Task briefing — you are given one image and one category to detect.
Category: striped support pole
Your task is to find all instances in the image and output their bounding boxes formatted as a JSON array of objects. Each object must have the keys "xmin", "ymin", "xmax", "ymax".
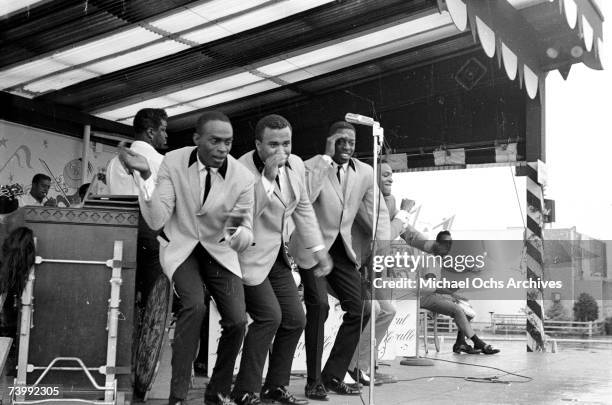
[{"xmin": 525, "ymin": 162, "xmax": 546, "ymax": 352}]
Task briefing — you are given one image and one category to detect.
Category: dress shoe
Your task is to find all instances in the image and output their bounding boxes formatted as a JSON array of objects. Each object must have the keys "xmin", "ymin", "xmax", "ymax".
[
  {"xmin": 479, "ymin": 344, "xmax": 500, "ymax": 355},
  {"xmin": 323, "ymin": 378, "xmax": 360, "ymax": 395},
  {"xmin": 453, "ymin": 342, "xmax": 481, "ymax": 354},
  {"xmin": 233, "ymin": 392, "xmax": 261, "ymax": 405},
  {"xmin": 168, "ymin": 396, "xmax": 183, "ymax": 405},
  {"xmin": 347, "ymin": 368, "xmax": 382, "ymax": 386},
  {"xmin": 261, "ymin": 385, "xmax": 308, "ymax": 404},
  {"xmin": 374, "ymin": 371, "xmax": 397, "ymax": 384},
  {"xmin": 205, "ymin": 393, "xmax": 237, "ymax": 405},
  {"xmin": 304, "ymin": 383, "xmax": 328, "ymax": 401}
]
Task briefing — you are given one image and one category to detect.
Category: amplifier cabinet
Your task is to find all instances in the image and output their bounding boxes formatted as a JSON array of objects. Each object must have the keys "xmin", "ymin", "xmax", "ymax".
[{"xmin": 21, "ymin": 206, "xmax": 138, "ymax": 400}]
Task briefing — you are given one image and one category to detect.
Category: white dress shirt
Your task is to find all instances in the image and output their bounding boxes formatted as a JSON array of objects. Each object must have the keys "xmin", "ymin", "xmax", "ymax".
[
  {"xmin": 260, "ymin": 164, "xmax": 324, "ymax": 253},
  {"xmin": 321, "ymin": 154, "xmax": 348, "ymax": 194},
  {"xmin": 197, "ymin": 156, "xmax": 218, "ymax": 204},
  {"xmin": 18, "ymin": 192, "xmax": 46, "ymax": 207},
  {"xmin": 260, "ymin": 165, "xmax": 290, "ymax": 201},
  {"xmin": 197, "ymin": 155, "xmax": 242, "ymax": 241},
  {"xmin": 107, "ymin": 141, "xmax": 164, "ymax": 195}
]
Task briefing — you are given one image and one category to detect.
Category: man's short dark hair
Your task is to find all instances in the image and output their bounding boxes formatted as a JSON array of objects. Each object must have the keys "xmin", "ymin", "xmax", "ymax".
[
  {"xmin": 78, "ymin": 183, "xmax": 90, "ymax": 200},
  {"xmin": 32, "ymin": 173, "xmax": 50, "ymax": 185},
  {"xmin": 328, "ymin": 121, "xmax": 356, "ymax": 137},
  {"xmin": 436, "ymin": 230, "xmax": 452, "ymax": 242},
  {"xmin": 133, "ymin": 108, "xmax": 168, "ymax": 134},
  {"xmin": 196, "ymin": 111, "xmax": 231, "ymax": 133},
  {"xmin": 255, "ymin": 114, "xmax": 292, "ymax": 141}
]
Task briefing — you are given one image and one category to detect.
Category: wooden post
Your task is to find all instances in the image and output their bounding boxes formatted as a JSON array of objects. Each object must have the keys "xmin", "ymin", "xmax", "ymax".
[{"xmin": 82, "ymin": 124, "xmax": 91, "ymax": 185}]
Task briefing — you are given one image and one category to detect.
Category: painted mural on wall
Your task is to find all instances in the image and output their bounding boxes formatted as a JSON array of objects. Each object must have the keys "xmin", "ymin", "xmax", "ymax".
[{"xmin": 0, "ymin": 120, "xmax": 117, "ymax": 207}]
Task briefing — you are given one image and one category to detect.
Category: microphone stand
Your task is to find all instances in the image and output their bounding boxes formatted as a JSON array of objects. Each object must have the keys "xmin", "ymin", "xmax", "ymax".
[
  {"xmin": 368, "ymin": 121, "xmax": 384, "ymax": 405},
  {"xmin": 344, "ymin": 113, "xmax": 386, "ymax": 405},
  {"xmin": 399, "ymin": 264, "xmax": 434, "ymax": 367}
]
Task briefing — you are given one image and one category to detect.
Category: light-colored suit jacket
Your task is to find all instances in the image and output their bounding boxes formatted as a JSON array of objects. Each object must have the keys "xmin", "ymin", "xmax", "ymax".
[
  {"xmin": 289, "ymin": 155, "xmax": 390, "ymax": 269},
  {"xmin": 138, "ymin": 147, "xmax": 254, "ymax": 280},
  {"xmin": 238, "ymin": 151, "xmax": 323, "ymax": 286},
  {"xmin": 352, "ymin": 194, "xmax": 431, "ymax": 266}
]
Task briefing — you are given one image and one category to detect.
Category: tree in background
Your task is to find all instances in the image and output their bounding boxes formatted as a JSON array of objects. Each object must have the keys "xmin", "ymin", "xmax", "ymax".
[
  {"xmin": 573, "ymin": 293, "xmax": 599, "ymax": 322},
  {"xmin": 546, "ymin": 301, "xmax": 571, "ymax": 321}
]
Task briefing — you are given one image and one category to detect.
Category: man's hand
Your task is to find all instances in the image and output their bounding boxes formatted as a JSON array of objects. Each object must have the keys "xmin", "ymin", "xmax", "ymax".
[
  {"xmin": 313, "ymin": 250, "xmax": 333, "ymax": 277},
  {"xmin": 43, "ymin": 197, "xmax": 57, "ymax": 207},
  {"xmin": 324, "ymin": 133, "xmax": 345, "ymax": 158},
  {"xmin": 118, "ymin": 141, "xmax": 151, "ymax": 180},
  {"xmin": 263, "ymin": 151, "xmax": 286, "ymax": 182},
  {"xmin": 400, "ymin": 198, "xmax": 415, "ymax": 212},
  {"xmin": 223, "ymin": 208, "xmax": 249, "ymax": 233}
]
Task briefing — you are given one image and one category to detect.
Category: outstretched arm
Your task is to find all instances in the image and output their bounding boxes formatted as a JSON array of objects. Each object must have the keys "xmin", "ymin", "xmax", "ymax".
[{"xmin": 119, "ymin": 143, "xmax": 175, "ymax": 230}]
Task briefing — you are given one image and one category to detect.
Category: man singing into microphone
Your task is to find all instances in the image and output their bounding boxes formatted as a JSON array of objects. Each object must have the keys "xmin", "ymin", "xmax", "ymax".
[
  {"xmin": 290, "ymin": 121, "xmax": 390, "ymax": 400},
  {"xmin": 234, "ymin": 114, "xmax": 333, "ymax": 404},
  {"xmin": 348, "ymin": 160, "xmax": 453, "ymax": 385}
]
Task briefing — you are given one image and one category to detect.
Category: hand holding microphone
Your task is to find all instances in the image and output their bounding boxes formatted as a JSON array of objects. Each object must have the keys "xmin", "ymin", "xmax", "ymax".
[{"xmin": 263, "ymin": 150, "xmax": 286, "ymax": 182}]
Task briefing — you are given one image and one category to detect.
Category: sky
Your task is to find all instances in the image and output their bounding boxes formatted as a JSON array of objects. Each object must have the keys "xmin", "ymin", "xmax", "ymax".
[{"xmin": 392, "ymin": 1, "xmax": 612, "ymax": 241}]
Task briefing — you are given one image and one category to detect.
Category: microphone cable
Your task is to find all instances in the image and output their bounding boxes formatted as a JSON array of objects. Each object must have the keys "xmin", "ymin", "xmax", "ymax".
[{"xmin": 394, "ymin": 357, "xmax": 533, "ymax": 385}]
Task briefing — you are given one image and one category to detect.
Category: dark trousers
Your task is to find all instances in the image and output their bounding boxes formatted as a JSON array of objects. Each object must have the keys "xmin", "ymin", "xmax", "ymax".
[
  {"xmin": 171, "ymin": 244, "xmax": 247, "ymax": 400},
  {"xmin": 299, "ymin": 237, "xmax": 370, "ymax": 384},
  {"xmin": 234, "ymin": 250, "xmax": 306, "ymax": 394}
]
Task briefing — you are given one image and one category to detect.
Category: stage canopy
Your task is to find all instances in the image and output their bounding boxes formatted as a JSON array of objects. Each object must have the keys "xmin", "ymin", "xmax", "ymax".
[{"xmin": 0, "ymin": 0, "xmax": 604, "ymax": 168}]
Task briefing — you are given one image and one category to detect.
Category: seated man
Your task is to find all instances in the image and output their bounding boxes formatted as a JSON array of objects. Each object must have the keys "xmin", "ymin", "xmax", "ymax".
[
  {"xmin": 18, "ymin": 174, "xmax": 56, "ymax": 207},
  {"xmin": 420, "ymin": 231, "xmax": 500, "ymax": 355}
]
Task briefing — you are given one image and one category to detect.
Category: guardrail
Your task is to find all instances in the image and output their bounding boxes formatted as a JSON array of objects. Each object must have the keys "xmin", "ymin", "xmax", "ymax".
[
  {"xmin": 492, "ymin": 314, "xmax": 605, "ymax": 336},
  {"xmin": 427, "ymin": 314, "xmax": 606, "ymax": 337}
]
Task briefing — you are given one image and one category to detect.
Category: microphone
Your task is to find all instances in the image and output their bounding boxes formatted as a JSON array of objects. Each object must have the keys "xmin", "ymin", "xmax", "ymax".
[{"xmin": 345, "ymin": 113, "xmax": 376, "ymax": 127}]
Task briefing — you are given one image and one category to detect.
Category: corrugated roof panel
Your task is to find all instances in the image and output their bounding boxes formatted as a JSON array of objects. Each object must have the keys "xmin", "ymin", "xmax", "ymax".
[
  {"xmin": 291, "ymin": 24, "xmax": 459, "ymax": 78},
  {"xmin": 95, "ymin": 71, "xmax": 263, "ymax": 118},
  {"xmin": 181, "ymin": 0, "xmax": 333, "ymax": 44},
  {"xmin": 149, "ymin": 9, "xmax": 210, "ymax": 33},
  {"xmin": 1, "ymin": 0, "xmax": 336, "ymax": 94},
  {"xmin": 117, "ymin": 103, "xmax": 201, "ymax": 125},
  {"xmin": 0, "ymin": 26, "xmax": 162, "ymax": 91},
  {"xmin": 150, "ymin": 0, "xmax": 268, "ymax": 33},
  {"xmin": 168, "ymin": 72, "xmax": 261, "ymax": 102},
  {"xmin": 163, "ymin": 103, "xmax": 203, "ymax": 117},
  {"xmin": 21, "ymin": 40, "xmax": 193, "ymax": 93},
  {"xmin": 36, "ymin": 0, "xmax": 434, "ymax": 110},
  {"xmin": 93, "ymin": 13, "xmax": 453, "ymax": 114},
  {"xmin": 180, "ymin": 25, "xmax": 235, "ymax": 44},
  {"xmin": 24, "ymin": 69, "xmax": 100, "ymax": 94},
  {"xmin": 189, "ymin": 80, "xmax": 280, "ymax": 109},
  {"xmin": 1, "ymin": 0, "xmax": 198, "ymax": 67},
  {"xmin": 0, "ymin": 58, "xmax": 68, "ymax": 89},
  {"xmin": 215, "ymin": 0, "xmax": 332, "ymax": 37},
  {"xmin": 258, "ymin": 13, "xmax": 455, "ymax": 77},
  {"xmin": 87, "ymin": 40, "xmax": 191, "ymax": 74},
  {"xmin": 0, "ymin": 0, "xmax": 48, "ymax": 18},
  {"xmin": 98, "ymin": 96, "xmax": 184, "ymax": 121},
  {"xmin": 98, "ymin": 79, "xmax": 279, "ymax": 123},
  {"xmin": 53, "ymin": 27, "xmax": 161, "ymax": 65}
]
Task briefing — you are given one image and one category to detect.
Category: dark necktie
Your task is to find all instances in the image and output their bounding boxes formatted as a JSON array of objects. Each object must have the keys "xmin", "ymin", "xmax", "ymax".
[
  {"xmin": 336, "ymin": 165, "xmax": 342, "ymax": 185},
  {"xmin": 203, "ymin": 167, "xmax": 211, "ymax": 205},
  {"xmin": 275, "ymin": 174, "xmax": 281, "ymax": 191}
]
